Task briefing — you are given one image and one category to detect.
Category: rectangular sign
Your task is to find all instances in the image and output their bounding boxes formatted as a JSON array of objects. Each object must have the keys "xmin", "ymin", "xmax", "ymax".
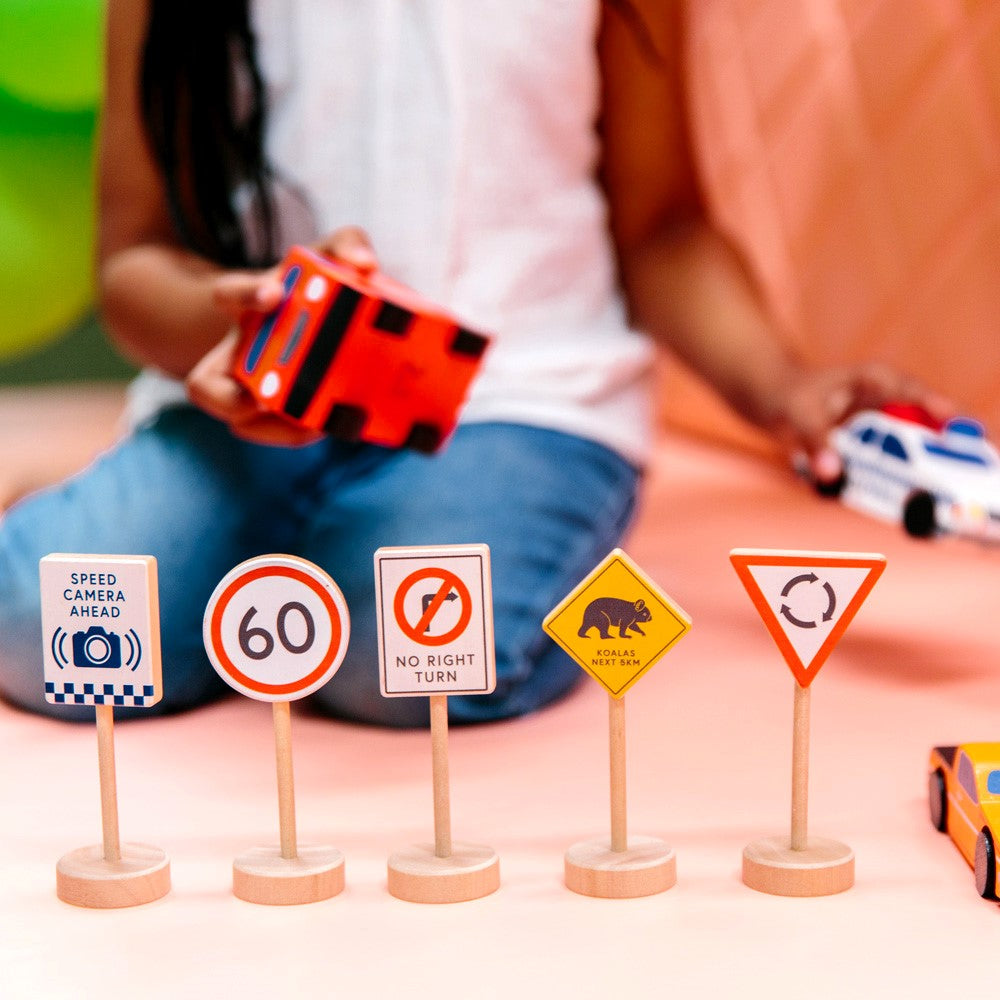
[
  {"xmin": 374, "ymin": 544, "xmax": 496, "ymax": 698},
  {"xmin": 40, "ymin": 554, "xmax": 162, "ymax": 708}
]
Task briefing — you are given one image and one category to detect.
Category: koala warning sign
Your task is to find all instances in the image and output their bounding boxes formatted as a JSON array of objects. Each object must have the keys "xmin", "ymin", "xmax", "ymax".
[
  {"xmin": 543, "ymin": 548, "xmax": 691, "ymax": 699},
  {"xmin": 374, "ymin": 544, "xmax": 496, "ymax": 698},
  {"xmin": 40, "ymin": 554, "xmax": 162, "ymax": 708}
]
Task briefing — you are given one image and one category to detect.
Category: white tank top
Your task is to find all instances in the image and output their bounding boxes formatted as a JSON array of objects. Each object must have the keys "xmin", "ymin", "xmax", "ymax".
[{"xmin": 131, "ymin": 0, "xmax": 654, "ymax": 465}]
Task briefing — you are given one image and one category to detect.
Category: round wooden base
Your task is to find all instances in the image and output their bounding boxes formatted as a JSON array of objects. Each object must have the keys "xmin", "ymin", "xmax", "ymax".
[
  {"xmin": 232, "ymin": 845, "xmax": 345, "ymax": 905},
  {"xmin": 564, "ymin": 835, "xmax": 677, "ymax": 899},
  {"xmin": 56, "ymin": 843, "xmax": 170, "ymax": 908},
  {"xmin": 387, "ymin": 842, "xmax": 499, "ymax": 903},
  {"xmin": 742, "ymin": 835, "xmax": 854, "ymax": 897}
]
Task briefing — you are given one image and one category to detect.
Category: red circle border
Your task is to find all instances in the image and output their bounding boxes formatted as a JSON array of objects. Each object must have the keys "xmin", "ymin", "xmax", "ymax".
[{"xmin": 393, "ymin": 567, "xmax": 472, "ymax": 646}]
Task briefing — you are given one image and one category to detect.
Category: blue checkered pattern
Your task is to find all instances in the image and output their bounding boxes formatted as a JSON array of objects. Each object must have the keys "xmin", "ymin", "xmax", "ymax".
[{"xmin": 44, "ymin": 681, "xmax": 156, "ymax": 708}]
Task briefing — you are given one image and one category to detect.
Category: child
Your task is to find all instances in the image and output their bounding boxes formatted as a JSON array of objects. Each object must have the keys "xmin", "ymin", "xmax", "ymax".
[{"xmin": 0, "ymin": 1, "xmax": 947, "ymax": 724}]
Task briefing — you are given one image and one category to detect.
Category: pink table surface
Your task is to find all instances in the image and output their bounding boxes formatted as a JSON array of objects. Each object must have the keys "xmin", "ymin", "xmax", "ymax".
[{"xmin": 3, "ymin": 415, "xmax": 998, "ymax": 999}]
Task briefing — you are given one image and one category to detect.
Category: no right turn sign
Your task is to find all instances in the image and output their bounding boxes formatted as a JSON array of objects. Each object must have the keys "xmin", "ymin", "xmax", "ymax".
[{"xmin": 374, "ymin": 544, "xmax": 496, "ymax": 698}]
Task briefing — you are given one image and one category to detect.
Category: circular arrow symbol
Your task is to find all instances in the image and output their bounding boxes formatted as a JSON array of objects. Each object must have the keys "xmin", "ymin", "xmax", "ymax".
[{"xmin": 779, "ymin": 573, "xmax": 837, "ymax": 629}]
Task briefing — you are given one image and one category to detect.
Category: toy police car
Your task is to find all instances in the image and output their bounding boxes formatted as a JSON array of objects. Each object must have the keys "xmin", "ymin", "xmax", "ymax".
[{"xmin": 826, "ymin": 403, "xmax": 1000, "ymax": 540}]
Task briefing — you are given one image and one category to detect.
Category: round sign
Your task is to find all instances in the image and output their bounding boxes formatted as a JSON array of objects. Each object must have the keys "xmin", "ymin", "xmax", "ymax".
[
  {"xmin": 393, "ymin": 567, "xmax": 472, "ymax": 646},
  {"xmin": 203, "ymin": 554, "xmax": 350, "ymax": 701}
]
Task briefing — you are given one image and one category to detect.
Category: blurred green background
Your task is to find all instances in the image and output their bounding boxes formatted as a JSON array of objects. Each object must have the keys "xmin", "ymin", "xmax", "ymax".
[{"xmin": 0, "ymin": 0, "xmax": 136, "ymax": 385}]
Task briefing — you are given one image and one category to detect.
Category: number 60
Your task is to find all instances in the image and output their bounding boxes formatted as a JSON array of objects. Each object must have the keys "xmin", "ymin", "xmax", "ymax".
[{"xmin": 239, "ymin": 603, "xmax": 315, "ymax": 660}]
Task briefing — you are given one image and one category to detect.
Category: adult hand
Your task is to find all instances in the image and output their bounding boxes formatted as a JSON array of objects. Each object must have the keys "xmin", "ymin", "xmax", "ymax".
[
  {"xmin": 185, "ymin": 227, "xmax": 378, "ymax": 446},
  {"xmin": 775, "ymin": 362, "xmax": 956, "ymax": 485}
]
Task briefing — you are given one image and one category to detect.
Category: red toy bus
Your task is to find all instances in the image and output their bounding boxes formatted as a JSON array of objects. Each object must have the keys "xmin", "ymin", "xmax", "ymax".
[{"xmin": 233, "ymin": 246, "xmax": 491, "ymax": 453}]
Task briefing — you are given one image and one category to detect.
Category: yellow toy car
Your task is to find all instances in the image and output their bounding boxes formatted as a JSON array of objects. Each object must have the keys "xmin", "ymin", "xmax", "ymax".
[{"xmin": 929, "ymin": 743, "xmax": 1000, "ymax": 899}]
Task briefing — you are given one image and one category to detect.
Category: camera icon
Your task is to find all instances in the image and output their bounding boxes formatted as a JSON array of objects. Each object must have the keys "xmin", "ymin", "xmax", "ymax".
[{"xmin": 72, "ymin": 626, "xmax": 122, "ymax": 670}]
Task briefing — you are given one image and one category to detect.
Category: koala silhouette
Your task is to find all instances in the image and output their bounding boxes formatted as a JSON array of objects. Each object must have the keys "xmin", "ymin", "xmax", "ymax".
[{"xmin": 577, "ymin": 597, "xmax": 651, "ymax": 639}]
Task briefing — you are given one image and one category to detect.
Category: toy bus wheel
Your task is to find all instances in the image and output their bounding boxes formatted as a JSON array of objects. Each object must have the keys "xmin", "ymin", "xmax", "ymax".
[
  {"xmin": 974, "ymin": 829, "xmax": 998, "ymax": 900},
  {"xmin": 325, "ymin": 404, "xmax": 367, "ymax": 442},
  {"xmin": 928, "ymin": 768, "xmax": 947, "ymax": 832},
  {"xmin": 404, "ymin": 423, "xmax": 443, "ymax": 454},
  {"xmin": 903, "ymin": 490, "xmax": 936, "ymax": 538}
]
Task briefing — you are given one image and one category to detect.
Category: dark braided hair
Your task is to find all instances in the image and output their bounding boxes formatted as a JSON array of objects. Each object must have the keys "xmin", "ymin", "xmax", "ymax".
[
  {"xmin": 139, "ymin": 0, "xmax": 654, "ymax": 270},
  {"xmin": 140, "ymin": 1, "xmax": 274, "ymax": 267}
]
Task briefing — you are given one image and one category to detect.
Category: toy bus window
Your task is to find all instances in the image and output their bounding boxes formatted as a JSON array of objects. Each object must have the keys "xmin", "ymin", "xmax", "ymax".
[
  {"xmin": 881, "ymin": 435, "xmax": 908, "ymax": 461},
  {"xmin": 856, "ymin": 426, "xmax": 879, "ymax": 445},
  {"xmin": 244, "ymin": 264, "xmax": 302, "ymax": 375},
  {"xmin": 988, "ymin": 771, "xmax": 1000, "ymax": 796},
  {"xmin": 280, "ymin": 311, "xmax": 310, "ymax": 365},
  {"xmin": 958, "ymin": 752, "xmax": 978, "ymax": 802}
]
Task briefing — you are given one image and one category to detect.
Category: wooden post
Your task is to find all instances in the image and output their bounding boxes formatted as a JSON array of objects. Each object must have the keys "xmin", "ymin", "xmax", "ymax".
[
  {"xmin": 791, "ymin": 681, "xmax": 810, "ymax": 851},
  {"xmin": 386, "ymin": 693, "xmax": 498, "ymax": 902},
  {"xmin": 430, "ymin": 694, "xmax": 453, "ymax": 859},
  {"xmin": 563, "ymin": 689, "xmax": 675, "ymax": 898},
  {"xmin": 95, "ymin": 704, "xmax": 121, "ymax": 863},
  {"xmin": 743, "ymin": 675, "xmax": 852, "ymax": 895},
  {"xmin": 231, "ymin": 698, "xmax": 344, "ymax": 905},
  {"xmin": 56, "ymin": 705, "xmax": 171, "ymax": 906},
  {"xmin": 273, "ymin": 701, "xmax": 297, "ymax": 861},
  {"xmin": 609, "ymin": 694, "xmax": 627, "ymax": 853}
]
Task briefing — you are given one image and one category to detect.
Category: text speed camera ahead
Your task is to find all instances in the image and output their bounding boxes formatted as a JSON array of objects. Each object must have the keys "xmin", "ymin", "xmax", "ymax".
[{"xmin": 374, "ymin": 544, "xmax": 496, "ymax": 698}]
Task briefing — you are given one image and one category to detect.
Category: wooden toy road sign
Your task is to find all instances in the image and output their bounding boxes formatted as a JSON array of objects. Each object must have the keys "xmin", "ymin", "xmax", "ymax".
[
  {"xmin": 203, "ymin": 554, "xmax": 350, "ymax": 702},
  {"xmin": 729, "ymin": 549, "xmax": 886, "ymax": 688},
  {"xmin": 203, "ymin": 554, "xmax": 351, "ymax": 905},
  {"xmin": 375, "ymin": 544, "xmax": 500, "ymax": 904},
  {"xmin": 730, "ymin": 548, "xmax": 885, "ymax": 898},
  {"xmin": 40, "ymin": 553, "xmax": 170, "ymax": 908},
  {"xmin": 543, "ymin": 548, "xmax": 691, "ymax": 698},
  {"xmin": 374, "ymin": 544, "xmax": 496, "ymax": 698},
  {"xmin": 544, "ymin": 549, "xmax": 689, "ymax": 899},
  {"xmin": 40, "ymin": 554, "xmax": 162, "ymax": 708}
]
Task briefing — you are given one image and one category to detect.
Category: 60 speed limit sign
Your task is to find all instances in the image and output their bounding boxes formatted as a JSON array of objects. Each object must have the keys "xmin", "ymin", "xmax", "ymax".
[{"xmin": 203, "ymin": 555, "xmax": 350, "ymax": 702}]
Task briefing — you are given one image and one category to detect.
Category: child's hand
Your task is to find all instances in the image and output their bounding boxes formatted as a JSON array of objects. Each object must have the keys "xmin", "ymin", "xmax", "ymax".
[
  {"xmin": 211, "ymin": 226, "xmax": 378, "ymax": 324},
  {"xmin": 777, "ymin": 362, "xmax": 956, "ymax": 485},
  {"xmin": 186, "ymin": 329, "xmax": 324, "ymax": 446},
  {"xmin": 185, "ymin": 227, "xmax": 378, "ymax": 446}
]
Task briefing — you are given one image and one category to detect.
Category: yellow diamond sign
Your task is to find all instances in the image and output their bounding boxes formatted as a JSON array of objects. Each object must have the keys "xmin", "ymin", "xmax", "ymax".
[{"xmin": 543, "ymin": 548, "xmax": 691, "ymax": 698}]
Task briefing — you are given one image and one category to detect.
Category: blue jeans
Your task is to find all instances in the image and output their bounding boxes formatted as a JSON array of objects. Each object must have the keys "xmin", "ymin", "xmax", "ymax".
[{"xmin": 0, "ymin": 408, "xmax": 639, "ymax": 726}]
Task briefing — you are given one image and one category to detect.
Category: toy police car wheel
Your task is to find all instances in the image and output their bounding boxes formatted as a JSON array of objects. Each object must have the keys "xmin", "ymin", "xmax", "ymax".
[
  {"xmin": 903, "ymin": 490, "xmax": 936, "ymax": 538},
  {"xmin": 928, "ymin": 768, "xmax": 947, "ymax": 833},
  {"xmin": 814, "ymin": 470, "xmax": 847, "ymax": 499},
  {"xmin": 974, "ymin": 829, "xmax": 997, "ymax": 900}
]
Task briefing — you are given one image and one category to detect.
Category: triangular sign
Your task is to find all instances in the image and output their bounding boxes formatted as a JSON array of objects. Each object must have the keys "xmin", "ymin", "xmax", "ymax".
[{"xmin": 729, "ymin": 549, "xmax": 886, "ymax": 687}]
